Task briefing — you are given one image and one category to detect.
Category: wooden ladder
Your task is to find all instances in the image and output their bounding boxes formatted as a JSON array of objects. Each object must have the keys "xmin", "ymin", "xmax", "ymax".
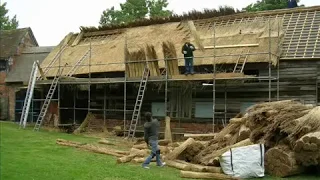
[{"xmin": 233, "ymin": 50, "xmax": 249, "ymax": 73}]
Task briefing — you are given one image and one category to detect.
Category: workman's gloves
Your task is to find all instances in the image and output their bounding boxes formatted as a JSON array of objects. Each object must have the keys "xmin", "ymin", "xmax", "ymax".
[{"xmin": 183, "ymin": 51, "xmax": 187, "ymax": 54}]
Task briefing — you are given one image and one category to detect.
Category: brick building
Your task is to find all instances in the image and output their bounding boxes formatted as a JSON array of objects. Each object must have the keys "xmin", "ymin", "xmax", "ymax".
[{"xmin": 0, "ymin": 27, "xmax": 53, "ymax": 121}]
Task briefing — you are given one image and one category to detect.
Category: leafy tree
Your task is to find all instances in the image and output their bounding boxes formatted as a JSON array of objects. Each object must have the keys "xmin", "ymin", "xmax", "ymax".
[
  {"xmin": 99, "ymin": 0, "xmax": 172, "ymax": 26},
  {"xmin": 147, "ymin": 0, "xmax": 172, "ymax": 18},
  {"xmin": 244, "ymin": 0, "xmax": 301, "ymax": 12},
  {"xmin": 0, "ymin": 2, "xmax": 19, "ymax": 30}
]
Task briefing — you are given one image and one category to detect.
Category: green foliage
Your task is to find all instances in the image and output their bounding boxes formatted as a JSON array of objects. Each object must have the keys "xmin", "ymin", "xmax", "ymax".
[
  {"xmin": 99, "ymin": 0, "xmax": 172, "ymax": 26},
  {"xmin": 0, "ymin": 2, "xmax": 19, "ymax": 30},
  {"xmin": 147, "ymin": 0, "xmax": 172, "ymax": 18},
  {"xmin": 244, "ymin": 0, "xmax": 301, "ymax": 12}
]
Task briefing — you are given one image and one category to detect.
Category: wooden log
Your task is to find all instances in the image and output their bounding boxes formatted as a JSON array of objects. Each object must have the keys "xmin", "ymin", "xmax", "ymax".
[
  {"xmin": 175, "ymin": 160, "xmax": 222, "ymax": 173},
  {"xmin": 132, "ymin": 143, "xmax": 148, "ymax": 149},
  {"xmin": 158, "ymin": 139, "xmax": 170, "ymax": 146},
  {"xmin": 200, "ymin": 139, "xmax": 253, "ymax": 165},
  {"xmin": 117, "ymin": 154, "xmax": 137, "ymax": 163},
  {"xmin": 265, "ymin": 146, "xmax": 304, "ymax": 177},
  {"xmin": 180, "ymin": 171, "xmax": 238, "ymax": 180},
  {"xmin": 98, "ymin": 139, "xmax": 115, "ymax": 146},
  {"xmin": 165, "ymin": 138, "xmax": 196, "ymax": 160},
  {"xmin": 131, "ymin": 157, "xmax": 157, "ymax": 163},
  {"xmin": 130, "ymin": 148, "xmax": 149, "ymax": 157},
  {"xmin": 184, "ymin": 133, "xmax": 216, "ymax": 138},
  {"xmin": 164, "ymin": 116, "xmax": 173, "ymax": 143},
  {"xmin": 73, "ymin": 112, "xmax": 94, "ymax": 134},
  {"xmin": 166, "ymin": 160, "xmax": 191, "ymax": 170},
  {"xmin": 56, "ymin": 139, "xmax": 124, "ymax": 157}
]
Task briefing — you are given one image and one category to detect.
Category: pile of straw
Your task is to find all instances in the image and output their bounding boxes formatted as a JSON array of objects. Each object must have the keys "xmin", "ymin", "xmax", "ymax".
[{"xmin": 186, "ymin": 100, "xmax": 320, "ymax": 178}]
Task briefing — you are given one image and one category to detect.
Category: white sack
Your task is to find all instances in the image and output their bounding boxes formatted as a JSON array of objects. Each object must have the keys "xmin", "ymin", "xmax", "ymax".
[{"xmin": 220, "ymin": 144, "xmax": 265, "ymax": 178}]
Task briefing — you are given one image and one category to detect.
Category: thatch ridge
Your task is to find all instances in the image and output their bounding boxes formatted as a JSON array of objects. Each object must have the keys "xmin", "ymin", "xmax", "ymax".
[{"xmin": 80, "ymin": 6, "xmax": 320, "ymax": 33}]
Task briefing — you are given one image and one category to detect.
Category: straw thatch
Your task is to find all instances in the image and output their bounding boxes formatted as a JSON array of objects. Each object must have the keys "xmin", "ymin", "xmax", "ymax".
[
  {"xmin": 41, "ymin": 18, "xmax": 283, "ymax": 78},
  {"xmin": 40, "ymin": 6, "xmax": 320, "ymax": 78},
  {"xmin": 189, "ymin": 18, "xmax": 283, "ymax": 66},
  {"xmin": 40, "ymin": 22, "xmax": 188, "ymax": 77}
]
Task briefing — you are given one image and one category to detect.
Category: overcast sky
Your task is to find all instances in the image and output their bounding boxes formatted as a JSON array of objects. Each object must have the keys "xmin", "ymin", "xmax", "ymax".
[{"xmin": 2, "ymin": 0, "xmax": 319, "ymax": 46}]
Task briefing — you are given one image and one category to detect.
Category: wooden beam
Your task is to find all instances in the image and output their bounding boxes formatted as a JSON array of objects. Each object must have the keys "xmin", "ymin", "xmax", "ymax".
[
  {"xmin": 72, "ymin": 32, "xmax": 84, "ymax": 47},
  {"xmin": 83, "ymin": 29, "xmax": 125, "ymax": 37},
  {"xmin": 36, "ymin": 73, "xmax": 253, "ymax": 85},
  {"xmin": 36, "ymin": 61, "xmax": 47, "ymax": 80},
  {"xmin": 204, "ymin": 44, "xmax": 259, "ymax": 49}
]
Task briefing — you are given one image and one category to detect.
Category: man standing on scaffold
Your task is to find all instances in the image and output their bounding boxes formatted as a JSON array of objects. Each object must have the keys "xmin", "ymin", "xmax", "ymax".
[{"xmin": 181, "ymin": 41, "xmax": 196, "ymax": 75}]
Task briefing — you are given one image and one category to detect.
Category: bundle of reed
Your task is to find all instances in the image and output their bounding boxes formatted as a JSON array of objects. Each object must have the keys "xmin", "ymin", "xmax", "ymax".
[
  {"xmin": 265, "ymin": 145, "xmax": 304, "ymax": 177},
  {"xmin": 145, "ymin": 45, "xmax": 160, "ymax": 76},
  {"xmin": 162, "ymin": 41, "xmax": 179, "ymax": 75}
]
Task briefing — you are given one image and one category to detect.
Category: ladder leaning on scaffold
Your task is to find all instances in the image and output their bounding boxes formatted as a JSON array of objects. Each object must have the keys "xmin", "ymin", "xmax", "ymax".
[
  {"xmin": 127, "ymin": 65, "xmax": 150, "ymax": 139},
  {"xmin": 33, "ymin": 49, "xmax": 90, "ymax": 131},
  {"xmin": 19, "ymin": 61, "xmax": 39, "ymax": 129}
]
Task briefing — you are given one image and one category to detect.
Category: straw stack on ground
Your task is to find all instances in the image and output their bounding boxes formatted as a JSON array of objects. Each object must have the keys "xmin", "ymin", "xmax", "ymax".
[{"xmin": 176, "ymin": 100, "xmax": 320, "ymax": 178}]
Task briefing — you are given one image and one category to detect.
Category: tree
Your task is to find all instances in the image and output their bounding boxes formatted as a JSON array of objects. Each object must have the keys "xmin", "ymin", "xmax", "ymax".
[
  {"xmin": 244, "ymin": 0, "xmax": 301, "ymax": 12},
  {"xmin": 0, "ymin": 2, "xmax": 19, "ymax": 30},
  {"xmin": 147, "ymin": 0, "xmax": 172, "ymax": 18},
  {"xmin": 99, "ymin": 0, "xmax": 172, "ymax": 26}
]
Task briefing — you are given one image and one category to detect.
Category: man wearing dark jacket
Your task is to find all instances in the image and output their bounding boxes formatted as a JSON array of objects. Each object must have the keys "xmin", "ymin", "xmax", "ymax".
[
  {"xmin": 142, "ymin": 112, "xmax": 165, "ymax": 169},
  {"xmin": 181, "ymin": 41, "xmax": 196, "ymax": 75}
]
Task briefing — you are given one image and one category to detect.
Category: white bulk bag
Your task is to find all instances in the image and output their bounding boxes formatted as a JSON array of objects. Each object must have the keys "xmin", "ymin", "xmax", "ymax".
[{"xmin": 219, "ymin": 144, "xmax": 265, "ymax": 178}]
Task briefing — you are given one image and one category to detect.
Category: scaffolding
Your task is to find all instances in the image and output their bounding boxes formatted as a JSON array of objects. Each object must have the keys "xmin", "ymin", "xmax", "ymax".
[{"xmin": 29, "ymin": 17, "xmax": 281, "ymax": 134}]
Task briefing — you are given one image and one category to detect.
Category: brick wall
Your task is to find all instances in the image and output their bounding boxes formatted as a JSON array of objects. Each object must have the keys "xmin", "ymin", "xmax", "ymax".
[{"xmin": 8, "ymin": 85, "xmax": 16, "ymax": 121}]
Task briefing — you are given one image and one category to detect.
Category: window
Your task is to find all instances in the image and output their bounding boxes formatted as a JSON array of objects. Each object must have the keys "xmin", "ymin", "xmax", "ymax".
[
  {"xmin": 151, "ymin": 102, "xmax": 165, "ymax": 117},
  {"xmin": 0, "ymin": 61, "xmax": 7, "ymax": 72},
  {"xmin": 195, "ymin": 102, "xmax": 213, "ymax": 118}
]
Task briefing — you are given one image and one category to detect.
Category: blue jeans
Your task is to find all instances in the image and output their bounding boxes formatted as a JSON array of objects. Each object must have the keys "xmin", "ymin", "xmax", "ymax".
[
  {"xmin": 142, "ymin": 140, "xmax": 163, "ymax": 166},
  {"xmin": 185, "ymin": 57, "xmax": 194, "ymax": 74}
]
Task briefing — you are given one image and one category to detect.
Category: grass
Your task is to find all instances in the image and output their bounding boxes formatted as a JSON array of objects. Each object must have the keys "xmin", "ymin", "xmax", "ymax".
[{"xmin": 0, "ymin": 121, "xmax": 319, "ymax": 180}]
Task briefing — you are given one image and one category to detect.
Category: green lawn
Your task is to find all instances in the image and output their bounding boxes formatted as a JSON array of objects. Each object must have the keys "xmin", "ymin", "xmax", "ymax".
[{"xmin": 0, "ymin": 122, "xmax": 318, "ymax": 180}]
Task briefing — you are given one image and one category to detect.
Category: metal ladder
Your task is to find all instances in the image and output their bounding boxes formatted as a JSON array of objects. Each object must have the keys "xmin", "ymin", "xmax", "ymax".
[
  {"xmin": 233, "ymin": 50, "xmax": 249, "ymax": 73},
  {"xmin": 19, "ymin": 61, "xmax": 38, "ymax": 128},
  {"xmin": 66, "ymin": 49, "xmax": 90, "ymax": 77},
  {"xmin": 127, "ymin": 66, "xmax": 150, "ymax": 139},
  {"xmin": 33, "ymin": 71, "xmax": 60, "ymax": 131},
  {"xmin": 37, "ymin": 45, "xmax": 67, "ymax": 80}
]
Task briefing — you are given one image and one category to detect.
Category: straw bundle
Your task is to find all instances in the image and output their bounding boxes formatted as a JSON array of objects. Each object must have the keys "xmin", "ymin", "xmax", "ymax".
[
  {"xmin": 162, "ymin": 41, "xmax": 180, "ymax": 75},
  {"xmin": 187, "ymin": 20, "xmax": 205, "ymax": 52},
  {"xmin": 265, "ymin": 145, "xmax": 304, "ymax": 177},
  {"xmin": 126, "ymin": 49, "xmax": 147, "ymax": 78},
  {"xmin": 145, "ymin": 45, "xmax": 160, "ymax": 76},
  {"xmin": 244, "ymin": 100, "xmax": 311, "ymax": 147},
  {"xmin": 294, "ymin": 131, "xmax": 320, "ymax": 166},
  {"xmin": 184, "ymin": 141, "xmax": 205, "ymax": 162},
  {"xmin": 288, "ymin": 107, "xmax": 320, "ymax": 143}
]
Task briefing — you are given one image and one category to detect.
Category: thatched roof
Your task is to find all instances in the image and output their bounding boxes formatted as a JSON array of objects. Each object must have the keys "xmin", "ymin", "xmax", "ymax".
[
  {"xmin": 6, "ymin": 46, "xmax": 54, "ymax": 84},
  {"xmin": 0, "ymin": 27, "xmax": 38, "ymax": 59},
  {"xmin": 40, "ymin": 6, "xmax": 320, "ymax": 77}
]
